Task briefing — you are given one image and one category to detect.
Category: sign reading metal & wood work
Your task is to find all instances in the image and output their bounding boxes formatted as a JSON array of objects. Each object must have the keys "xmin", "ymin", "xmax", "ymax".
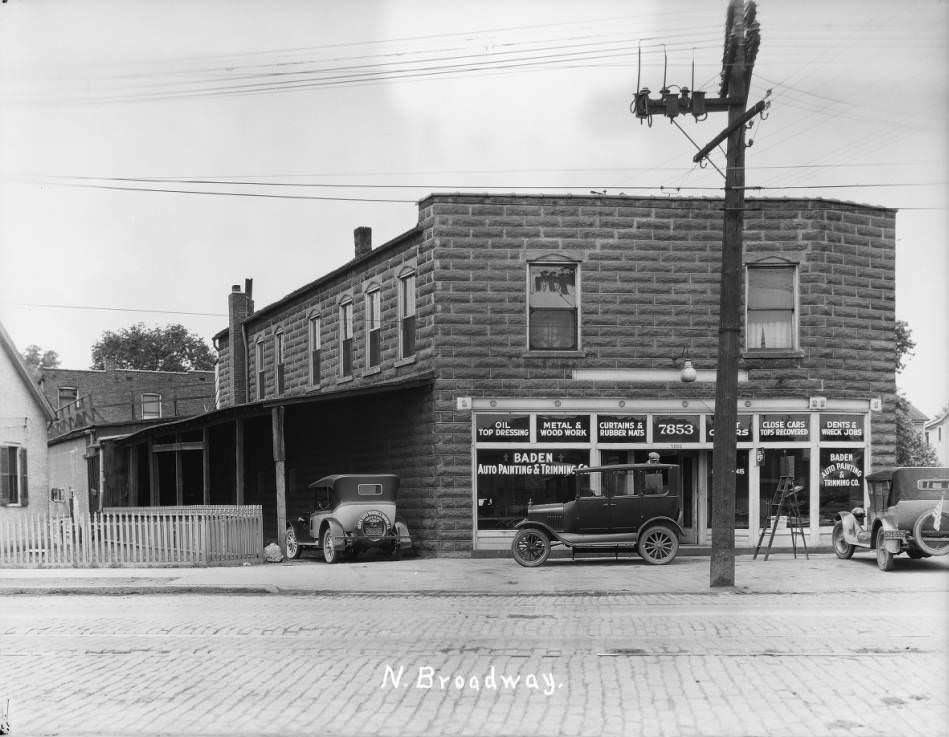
[
  {"xmin": 597, "ymin": 415, "xmax": 648, "ymax": 443},
  {"xmin": 652, "ymin": 415, "xmax": 700, "ymax": 443},
  {"xmin": 758, "ymin": 414, "xmax": 810, "ymax": 442},
  {"xmin": 536, "ymin": 415, "xmax": 590, "ymax": 442},
  {"xmin": 819, "ymin": 414, "xmax": 865, "ymax": 441},
  {"xmin": 475, "ymin": 414, "xmax": 530, "ymax": 442}
]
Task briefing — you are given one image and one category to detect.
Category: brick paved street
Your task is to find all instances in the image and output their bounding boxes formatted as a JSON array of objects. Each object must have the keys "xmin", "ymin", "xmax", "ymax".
[{"xmin": 1, "ymin": 583, "xmax": 945, "ymax": 737}]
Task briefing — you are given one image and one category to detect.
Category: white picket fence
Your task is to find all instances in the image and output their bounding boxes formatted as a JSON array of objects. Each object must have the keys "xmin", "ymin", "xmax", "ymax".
[{"xmin": 0, "ymin": 506, "xmax": 263, "ymax": 568}]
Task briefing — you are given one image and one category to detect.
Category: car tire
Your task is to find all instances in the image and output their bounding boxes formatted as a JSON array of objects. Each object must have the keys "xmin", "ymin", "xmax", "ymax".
[
  {"xmin": 875, "ymin": 526, "xmax": 895, "ymax": 572},
  {"xmin": 285, "ymin": 526, "xmax": 302, "ymax": 560},
  {"xmin": 831, "ymin": 522, "xmax": 855, "ymax": 560},
  {"xmin": 912, "ymin": 509, "xmax": 949, "ymax": 557},
  {"xmin": 637, "ymin": 525, "xmax": 679, "ymax": 565},
  {"xmin": 322, "ymin": 529, "xmax": 339, "ymax": 564},
  {"xmin": 511, "ymin": 528, "xmax": 551, "ymax": 567}
]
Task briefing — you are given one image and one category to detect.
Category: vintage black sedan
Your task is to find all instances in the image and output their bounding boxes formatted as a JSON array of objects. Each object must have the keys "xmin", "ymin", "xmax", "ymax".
[
  {"xmin": 511, "ymin": 460, "xmax": 684, "ymax": 567},
  {"xmin": 286, "ymin": 473, "xmax": 412, "ymax": 563},
  {"xmin": 833, "ymin": 467, "xmax": 949, "ymax": 571}
]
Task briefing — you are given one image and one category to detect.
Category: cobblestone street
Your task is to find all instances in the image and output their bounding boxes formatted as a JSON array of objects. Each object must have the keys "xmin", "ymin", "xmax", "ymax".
[{"xmin": 1, "ymin": 580, "xmax": 945, "ymax": 737}]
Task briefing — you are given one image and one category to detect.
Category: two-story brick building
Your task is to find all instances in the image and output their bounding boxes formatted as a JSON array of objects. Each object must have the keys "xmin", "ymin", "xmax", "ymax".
[{"xmin": 113, "ymin": 193, "xmax": 897, "ymax": 555}]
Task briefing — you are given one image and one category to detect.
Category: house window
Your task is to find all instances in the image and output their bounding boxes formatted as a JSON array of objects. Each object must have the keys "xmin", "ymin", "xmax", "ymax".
[
  {"xmin": 398, "ymin": 272, "xmax": 417, "ymax": 359},
  {"xmin": 340, "ymin": 301, "xmax": 354, "ymax": 377},
  {"xmin": 366, "ymin": 288, "xmax": 382, "ymax": 368},
  {"xmin": 746, "ymin": 265, "xmax": 797, "ymax": 350},
  {"xmin": 57, "ymin": 386, "xmax": 77, "ymax": 408},
  {"xmin": 309, "ymin": 315, "xmax": 321, "ymax": 385},
  {"xmin": 0, "ymin": 446, "xmax": 28, "ymax": 506},
  {"xmin": 256, "ymin": 340, "xmax": 266, "ymax": 398},
  {"xmin": 274, "ymin": 332, "xmax": 285, "ymax": 394},
  {"xmin": 141, "ymin": 393, "xmax": 162, "ymax": 419},
  {"xmin": 528, "ymin": 262, "xmax": 578, "ymax": 350}
]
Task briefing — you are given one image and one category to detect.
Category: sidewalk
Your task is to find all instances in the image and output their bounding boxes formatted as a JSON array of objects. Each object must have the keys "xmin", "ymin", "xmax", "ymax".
[{"xmin": 1, "ymin": 550, "xmax": 947, "ymax": 596}]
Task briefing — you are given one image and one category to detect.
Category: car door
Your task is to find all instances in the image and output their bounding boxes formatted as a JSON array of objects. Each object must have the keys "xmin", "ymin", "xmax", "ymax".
[
  {"xmin": 575, "ymin": 481, "xmax": 611, "ymax": 534},
  {"xmin": 606, "ymin": 468, "xmax": 644, "ymax": 534}
]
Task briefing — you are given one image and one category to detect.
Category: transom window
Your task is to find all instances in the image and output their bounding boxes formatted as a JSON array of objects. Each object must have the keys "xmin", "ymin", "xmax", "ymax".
[
  {"xmin": 340, "ymin": 301, "xmax": 354, "ymax": 377},
  {"xmin": 398, "ymin": 272, "xmax": 416, "ymax": 359},
  {"xmin": 746, "ymin": 265, "xmax": 797, "ymax": 350},
  {"xmin": 528, "ymin": 262, "xmax": 578, "ymax": 351},
  {"xmin": 366, "ymin": 289, "xmax": 381, "ymax": 368},
  {"xmin": 308, "ymin": 315, "xmax": 321, "ymax": 385},
  {"xmin": 141, "ymin": 393, "xmax": 162, "ymax": 420}
]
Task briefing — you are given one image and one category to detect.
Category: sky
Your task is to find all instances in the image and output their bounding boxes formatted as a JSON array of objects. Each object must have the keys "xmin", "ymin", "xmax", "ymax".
[{"xmin": 0, "ymin": 0, "xmax": 946, "ymax": 417}]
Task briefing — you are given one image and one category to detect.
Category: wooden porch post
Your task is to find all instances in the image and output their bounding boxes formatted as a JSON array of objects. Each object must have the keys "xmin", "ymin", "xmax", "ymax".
[
  {"xmin": 202, "ymin": 428, "xmax": 211, "ymax": 505},
  {"xmin": 175, "ymin": 434, "xmax": 183, "ymax": 506},
  {"xmin": 148, "ymin": 439, "xmax": 157, "ymax": 506},
  {"xmin": 235, "ymin": 418, "xmax": 245, "ymax": 505},
  {"xmin": 129, "ymin": 446, "xmax": 139, "ymax": 506},
  {"xmin": 272, "ymin": 406, "xmax": 287, "ymax": 555}
]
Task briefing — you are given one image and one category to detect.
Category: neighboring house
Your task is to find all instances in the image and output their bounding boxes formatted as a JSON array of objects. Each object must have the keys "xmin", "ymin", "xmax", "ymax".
[
  {"xmin": 906, "ymin": 402, "xmax": 929, "ymax": 433},
  {"xmin": 112, "ymin": 194, "xmax": 898, "ymax": 554},
  {"xmin": 925, "ymin": 410, "xmax": 949, "ymax": 466},
  {"xmin": 0, "ymin": 321, "xmax": 55, "ymax": 527},
  {"xmin": 37, "ymin": 365, "xmax": 215, "ymax": 514}
]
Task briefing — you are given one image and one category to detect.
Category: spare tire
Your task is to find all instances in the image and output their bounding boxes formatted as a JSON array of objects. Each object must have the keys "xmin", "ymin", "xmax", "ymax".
[{"xmin": 913, "ymin": 508, "xmax": 949, "ymax": 557}]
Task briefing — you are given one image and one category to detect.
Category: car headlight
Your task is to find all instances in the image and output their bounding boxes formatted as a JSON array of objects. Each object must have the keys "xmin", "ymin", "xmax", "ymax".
[{"xmin": 356, "ymin": 511, "xmax": 390, "ymax": 540}]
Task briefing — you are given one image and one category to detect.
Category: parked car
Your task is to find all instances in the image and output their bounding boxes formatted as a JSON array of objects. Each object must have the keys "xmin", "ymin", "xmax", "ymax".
[
  {"xmin": 511, "ymin": 459, "xmax": 684, "ymax": 567},
  {"xmin": 286, "ymin": 473, "xmax": 412, "ymax": 563},
  {"xmin": 832, "ymin": 467, "xmax": 949, "ymax": 571}
]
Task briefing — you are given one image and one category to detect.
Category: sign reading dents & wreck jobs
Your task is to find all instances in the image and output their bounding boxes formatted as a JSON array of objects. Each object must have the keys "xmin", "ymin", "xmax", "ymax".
[{"xmin": 819, "ymin": 414, "xmax": 865, "ymax": 441}]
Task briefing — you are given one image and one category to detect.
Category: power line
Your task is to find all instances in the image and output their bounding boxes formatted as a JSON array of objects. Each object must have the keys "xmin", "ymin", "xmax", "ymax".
[{"xmin": 7, "ymin": 302, "xmax": 226, "ymax": 317}]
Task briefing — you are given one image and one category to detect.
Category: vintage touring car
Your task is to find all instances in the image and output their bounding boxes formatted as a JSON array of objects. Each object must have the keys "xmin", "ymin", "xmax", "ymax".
[
  {"xmin": 832, "ymin": 467, "xmax": 949, "ymax": 571},
  {"xmin": 285, "ymin": 473, "xmax": 412, "ymax": 563},
  {"xmin": 511, "ymin": 459, "xmax": 684, "ymax": 567}
]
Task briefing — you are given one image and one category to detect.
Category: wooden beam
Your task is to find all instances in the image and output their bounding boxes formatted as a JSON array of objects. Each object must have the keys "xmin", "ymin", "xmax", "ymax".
[
  {"xmin": 235, "ymin": 418, "xmax": 244, "ymax": 505},
  {"xmin": 175, "ymin": 440, "xmax": 183, "ymax": 506},
  {"xmin": 202, "ymin": 428, "xmax": 211, "ymax": 505},
  {"xmin": 148, "ymin": 438, "xmax": 157, "ymax": 506},
  {"xmin": 129, "ymin": 446, "xmax": 139, "ymax": 506},
  {"xmin": 272, "ymin": 406, "xmax": 287, "ymax": 556},
  {"xmin": 152, "ymin": 442, "xmax": 205, "ymax": 453}
]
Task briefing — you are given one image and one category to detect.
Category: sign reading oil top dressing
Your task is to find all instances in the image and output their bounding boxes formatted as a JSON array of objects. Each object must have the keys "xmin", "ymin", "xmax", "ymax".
[
  {"xmin": 704, "ymin": 415, "xmax": 753, "ymax": 441},
  {"xmin": 597, "ymin": 415, "xmax": 647, "ymax": 443},
  {"xmin": 758, "ymin": 414, "xmax": 810, "ymax": 442},
  {"xmin": 476, "ymin": 414, "xmax": 530, "ymax": 442},
  {"xmin": 652, "ymin": 415, "xmax": 700, "ymax": 443},
  {"xmin": 819, "ymin": 414, "xmax": 865, "ymax": 441},
  {"xmin": 537, "ymin": 415, "xmax": 590, "ymax": 442}
]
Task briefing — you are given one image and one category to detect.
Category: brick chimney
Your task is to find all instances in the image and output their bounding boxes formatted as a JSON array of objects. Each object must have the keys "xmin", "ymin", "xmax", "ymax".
[
  {"xmin": 228, "ymin": 278, "xmax": 254, "ymax": 404},
  {"xmin": 354, "ymin": 227, "xmax": 372, "ymax": 259}
]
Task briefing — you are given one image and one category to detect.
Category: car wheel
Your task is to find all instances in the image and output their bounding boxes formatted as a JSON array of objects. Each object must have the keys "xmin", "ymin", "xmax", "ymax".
[
  {"xmin": 913, "ymin": 509, "xmax": 949, "ymax": 557},
  {"xmin": 285, "ymin": 526, "xmax": 302, "ymax": 560},
  {"xmin": 638, "ymin": 525, "xmax": 679, "ymax": 565},
  {"xmin": 831, "ymin": 522, "xmax": 855, "ymax": 560},
  {"xmin": 322, "ymin": 529, "xmax": 338, "ymax": 564},
  {"xmin": 511, "ymin": 529, "xmax": 550, "ymax": 567},
  {"xmin": 391, "ymin": 542, "xmax": 402, "ymax": 561},
  {"xmin": 875, "ymin": 527, "xmax": 895, "ymax": 572}
]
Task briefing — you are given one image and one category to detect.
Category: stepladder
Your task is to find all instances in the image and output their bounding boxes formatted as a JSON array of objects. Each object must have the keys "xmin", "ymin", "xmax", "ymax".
[{"xmin": 754, "ymin": 475, "xmax": 809, "ymax": 560}]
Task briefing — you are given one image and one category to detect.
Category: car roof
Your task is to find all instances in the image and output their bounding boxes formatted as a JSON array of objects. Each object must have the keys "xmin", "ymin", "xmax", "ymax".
[
  {"xmin": 308, "ymin": 473, "xmax": 399, "ymax": 488},
  {"xmin": 575, "ymin": 463, "xmax": 677, "ymax": 474}
]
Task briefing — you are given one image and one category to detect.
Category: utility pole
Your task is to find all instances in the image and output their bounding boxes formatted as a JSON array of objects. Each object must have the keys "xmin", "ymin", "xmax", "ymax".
[{"xmin": 633, "ymin": 0, "xmax": 762, "ymax": 587}]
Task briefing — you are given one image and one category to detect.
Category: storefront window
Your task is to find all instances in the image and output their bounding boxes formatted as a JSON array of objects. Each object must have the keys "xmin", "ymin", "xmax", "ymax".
[
  {"xmin": 706, "ymin": 450, "xmax": 750, "ymax": 528},
  {"xmin": 476, "ymin": 449, "xmax": 589, "ymax": 530},
  {"xmin": 758, "ymin": 449, "xmax": 810, "ymax": 528},
  {"xmin": 818, "ymin": 448, "xmax": 864, "ymax": 526}
]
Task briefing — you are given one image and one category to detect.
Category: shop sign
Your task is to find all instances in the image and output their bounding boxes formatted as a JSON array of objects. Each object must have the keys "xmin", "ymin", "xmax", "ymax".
[
  {"xmin": 758, "ymin": 414, "xmax": 810, "ymax": 442},
  {"xmin": 597, "ymin": 415, "xmax": 647, "ymax": 443},
  {"xmin": 537, "ymin": 415, "xmax": 590, "ymax": 442},
  {"xmin": 704, "ymin": 414, "xmax": 753, "ymax": 441},
  {"xmin": 652, "ymin": 415, "xmax": 700, "ymax": 443},
  {"xmin": 476, "ymin": 414, "xmax": 530, "ymax": 442},
  {"xmin": 820, "ymin": 449, "xmax": 864, "ymax": 490},
  {"xmin": 819, "ymin": 414, "xmax": 865, "ymax": 441},
  {"xmin": 476, "ymin": 450, "xmax": 582, "ymax": 476}
]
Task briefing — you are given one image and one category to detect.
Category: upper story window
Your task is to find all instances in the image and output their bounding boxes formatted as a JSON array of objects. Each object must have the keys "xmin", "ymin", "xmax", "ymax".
[
  {"xmin": 398, "ymin": 271, "xmax": 417, "ymax": 359},
  {"xmin": 0, "ymin": 446, "xmax": 28, "ymax": 506},
  {"xmin": 255, "ymin": 340, "xmax": 266, "ymax": 398},
  {"xmin": 528, "ymin": 262, "xmax": 579, "ymax": 351},
  {"xmin": 339, "ymin": 301, "xmax": 354, "ymax": 377},
  {"xmin": 142, "ymin": 393, "xmax": 162, "ymax": 420},
  {"xmin": 308, "ymin": 315, "xmax": 321, "ymax": 385},
  {"xmin": 57, "ymin": 386, "xmax": 77, "ymax": 408},
  {"xmin": 366, "ymin": 288, "xmax": 382, "ymax": 369},
  {"xmin": 746, "ymin": 264, "xmax": 798, "ymax": 351},
  {"xmin": 274, "ymin": 332, "xmax": 286, "ymax": 394}
]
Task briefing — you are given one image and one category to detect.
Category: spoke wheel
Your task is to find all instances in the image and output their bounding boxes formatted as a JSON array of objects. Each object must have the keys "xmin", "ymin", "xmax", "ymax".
[
  {"xmin": 831, "ymin": 522, "xmax": 855, "ymax": 560},
  {"xmin": 285, "ymin": 526, "xmax": 301, "ymax": 560},
  {"xmin": 322, "ymin": 529, "xmax": 339, "ymax": 564},
  {"xmin": 511, "ymin": 529, "xmax": 550, "ymax": 567},
  {"xmin": 875, "ymin": 527, "xmax": 895, "ymax": 572},
  {"xmin": 913, "ymin": 510, "xmax": 949, "ymax": 557},
  {"xmin": 637, "ymin": 525, "xmax": 679, "ymax": 565}
]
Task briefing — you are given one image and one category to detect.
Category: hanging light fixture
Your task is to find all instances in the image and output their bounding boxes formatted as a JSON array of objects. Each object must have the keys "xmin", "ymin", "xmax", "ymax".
[{"xmin": 680, "ymin": 360, "xmax": 698, "ymax": 383}]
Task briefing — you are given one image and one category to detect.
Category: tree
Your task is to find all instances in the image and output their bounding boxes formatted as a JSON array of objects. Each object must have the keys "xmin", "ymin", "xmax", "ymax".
[
  {"xmin": 894, "ymin": 321, "xmax": 937, "ymax": 466},
  {"xmin": 21, "ymin": 345, "xmax": 60, "ymax": 376},
  {"xmin": 90, "ymin": 323, "xmax": 216, "ymax": 372}
]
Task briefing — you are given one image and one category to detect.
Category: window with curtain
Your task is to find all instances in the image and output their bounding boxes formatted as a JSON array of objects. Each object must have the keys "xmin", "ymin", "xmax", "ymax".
[
  {"xmin": 399, "ymin": 272, "xmax": 416, "ymax": 359},
  {"xmin": 746, "ymin": 265, "xmax": 796, "ymax": 350},
  {"xmin": 528, "ymin": 263, "xmax": 578, "ymax": 350},
  {"xmin": 309, "ymin": 315, "xmax": 321, "ymax": 385},
  {"xmin": 366, "ymin": 288, "xmax": 381, "ymax": 368},
  {"xmin": 340, "ymin": 301, "xmax": 354, "ymax": 376}
]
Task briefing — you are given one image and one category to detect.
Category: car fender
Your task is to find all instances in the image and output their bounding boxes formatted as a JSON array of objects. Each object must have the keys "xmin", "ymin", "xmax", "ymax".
[
  {"xmin": 835, "ymin": 511, "xmax": 861, "ymax": 545},
  {"xmin": 638, "ymin": 517, "xmax": 684, "ymax": 540},
  {"xmin": 514, "ymin": 520, "xmax": 568, "ymax": 544},
  {"xmin": 875, "ymin": 518, "xmax": 903, "ymax": 554},
  {"xmin": 320, "ymin": 518, "xmax": 347, "ymax": 551},
  {"xmin": 394, "ymin": 518, "xmax": 413, "ymax": 549}
]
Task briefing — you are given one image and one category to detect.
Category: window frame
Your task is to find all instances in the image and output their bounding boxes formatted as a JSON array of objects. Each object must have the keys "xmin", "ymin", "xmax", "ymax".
[
  {"xmin": 255, "ymin": 339, "xmax": 266, "ymax": 399},
  {"xmin": 526, "ymin": 260, "xmax": 581, "ymax": 352},
  {"xmin": 273, "ymin": 331, "xmax": 285, "ymax": 394},
  {"xmin": 365, "ymin": 286, "xmax": 382, "ymax": 369},
  {"xmin": 0, "ymin": 445, "xmax": 28, "ymax": 506},
  {"xmin": 141, "ymin": 393, "xmax": 162, "ymax": 420},
  {"xmin": 57, "ymin": 386, "xmax": 78, "ymax": 409},
  {"xmin": 744, "ymin": 262, "xmax": 799, "ymax": 353},
  {"xmin": 397, "ymin": 270, "xmax": 417, "ymax": 360},
  {"xmin": 308, "ymin": 313, "xmax": 322, "ymax": 386},
  {"xmin": 339, "ymin": 300, "xmax": 354, "ymax": 378}
]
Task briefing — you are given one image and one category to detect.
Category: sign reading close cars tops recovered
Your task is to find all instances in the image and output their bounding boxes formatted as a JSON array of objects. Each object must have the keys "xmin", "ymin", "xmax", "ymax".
[
  {"xmin": 758, "ymin": 414, "xmax": 810, "ymax": 442},
  {"xmin": 704, "ymin": 415, "xmax": 753, "ymax": 441},
  {"xmin": 597, "ymin": 415, "xmax": 648, "ymax": 443},
  {"xmin": 819, "ymin": 414, "xmax": 865, "ymax": 441},
  {"xmin": 537, "ymin": 415, "xmax": 590, "ymax": 442},
  {"xmin": 652, "ymin": 415, "xmax": 700, "ymax": 443},
  {"xmin": 475, "ymin": 414, "xmax": 530, "ymax": 442}
]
